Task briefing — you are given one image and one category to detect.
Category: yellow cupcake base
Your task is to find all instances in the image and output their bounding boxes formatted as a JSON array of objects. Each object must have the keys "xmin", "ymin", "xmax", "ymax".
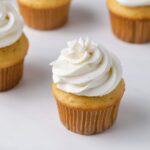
[
  {"xmin": 0, "ymin": 34, "xmax": 29, "ymax": 91},
  {"xmin": 18, "ymin": 1, "xmax": 71, "ymax": 30},
  {"xmin": 107, "ymin": 0, "xmax": 150, "ymax": 43},
  {"xmin": 56, "ymin": 99, "xmax": 120, "ymax": 135},
  {"xmin": 110, "ymin": 12, "xmax": 150, "ymax": 43},
  {"xmin": 52, "ymin": 80, "xmax": 125, "ymax": 135},
  {"xmin": 0, "ymin": 60, "xmax": 24, "ymax": 91},
  {"xmin": 110, "ymin": 11, "xmax": 150, "ymax": 43}
]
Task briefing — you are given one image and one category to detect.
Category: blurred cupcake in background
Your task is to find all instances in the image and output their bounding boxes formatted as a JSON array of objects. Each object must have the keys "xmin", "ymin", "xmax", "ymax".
[
  {"xmin": 51, "ymin": 38, "xmax": 125, "ymax": 135},
  {"xmin": 0, "ymin": 1, "xmax": 29, "ymax": 91},
  {"xmin": 107, "ymin": 0, "xmax": 150, "ymax": 43},
  {"xmin": 17, "ymin": 0, "xmax": 71, "ymax": 30}
]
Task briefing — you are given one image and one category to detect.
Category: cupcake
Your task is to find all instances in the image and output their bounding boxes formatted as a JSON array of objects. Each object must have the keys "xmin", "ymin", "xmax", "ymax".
[
  {"xmin": 107, "ymin": 0, "xmax": 150, "ymax": 43},
  {"xmin": 51, "ymin": 38, "xmax": 125, "ymax": 135},
  {"xmin": 17, "ymin": 0, "xmax": 71, "ymax": 30},
  {"xmin": 0, "ymin": 2, "xmax": 29, "ymax": 91}
]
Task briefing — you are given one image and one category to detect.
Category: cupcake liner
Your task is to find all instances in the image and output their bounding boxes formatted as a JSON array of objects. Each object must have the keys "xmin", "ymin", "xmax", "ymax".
[
  {"xmin": 18, "ymin": 2, "xmax": 71, "ymax": 30},
  {"xmin": 109, "ymin": 11, "xmax": 150, "ymax": 43},
  {"xmin": 56, "ymin": 99, "xmax": 120, "ymax": 135},
  {"xmin": 0, "ymin": 60, "xmax": 24, "ymax": 92}
]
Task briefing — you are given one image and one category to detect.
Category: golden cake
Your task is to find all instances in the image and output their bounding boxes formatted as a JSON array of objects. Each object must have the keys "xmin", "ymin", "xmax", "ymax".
[
  {"xmin": 107, "ymin": 0, "xmax": 150, "ymax": 43},
  {"xmin": 0, "ymin": 2, "xmax": 29, "ymax": 91},
  {"xmin": 51, "ymin": 38, "xmax": 125, "ymax": 135},
  {"xmin": 17, "ymin": 0, "xmax": 71, "ymax": 30}
]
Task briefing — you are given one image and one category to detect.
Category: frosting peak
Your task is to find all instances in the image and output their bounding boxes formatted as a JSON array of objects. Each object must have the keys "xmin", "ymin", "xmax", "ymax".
[
  {"xmin": 116, "ymin": 0, "xmax": 150, "ymax": 7},
  {"xmin": 62, "ymin": 38, "xmax": 98, "ymax": 64},
  {"xmin": 0, "ymin": 1, "xmax": 23, "ymax": 48},
  {"xmin": 51, "ymin": 38, "xmax": 122, "ymax": 97}
]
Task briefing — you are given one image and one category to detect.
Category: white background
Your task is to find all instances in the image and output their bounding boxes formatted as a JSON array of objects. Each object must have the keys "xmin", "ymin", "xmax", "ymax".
[{"xmin": 0, "ymin": 0, "xmax": 150, "ymax": 149}]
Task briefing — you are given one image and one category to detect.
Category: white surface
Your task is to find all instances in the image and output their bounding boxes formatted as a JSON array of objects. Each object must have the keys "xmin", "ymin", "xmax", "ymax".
[{"xmin": 0, "ymin": 0, "xmax": 150, "ymax": 149}]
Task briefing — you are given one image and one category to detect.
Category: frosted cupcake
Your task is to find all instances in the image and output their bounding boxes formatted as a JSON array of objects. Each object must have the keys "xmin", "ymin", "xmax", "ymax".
[
  {"xmin": 17, "ymin": 0, "xmax": 71, "ymax": 30},
  {"xmin": 51, "ymin": 38, "xmax": 125, "ymax": 135},
  {"xmin": 0, "ymin": 2, "xmax": 29, "ymax": 91},
  {"xmin": 107, "ymin": 0, "xmax": 150, "ymax": 43}
]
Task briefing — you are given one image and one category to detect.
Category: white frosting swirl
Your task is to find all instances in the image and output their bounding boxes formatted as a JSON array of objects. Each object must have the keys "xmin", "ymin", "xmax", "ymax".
[
  {"xmin": 51, "ymin": 38, "xmax": 122, "ymax": 97},
  {"xmin": 116, "ymin": 0, "xmax": 150, "ymax": 7},
  {"xmin": 0, "ymin": 1, "xmax": 23, "ymax": 48}
]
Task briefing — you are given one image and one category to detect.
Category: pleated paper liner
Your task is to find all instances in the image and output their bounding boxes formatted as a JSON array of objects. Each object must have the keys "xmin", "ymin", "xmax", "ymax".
[
  {"xmin": 18, "ymin": 2, "xmax": 71, "ymax": 30},
  {"xmin": 109, "ymin": 11, "xmax": 150, "ymax": 43},
  {"xmin": 56, "ymin": 99, "xmax": 120, "ymax": 135},
  {"xmin": 0, "ymin": 60, "xmax": 24, "ymax": 92}
]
